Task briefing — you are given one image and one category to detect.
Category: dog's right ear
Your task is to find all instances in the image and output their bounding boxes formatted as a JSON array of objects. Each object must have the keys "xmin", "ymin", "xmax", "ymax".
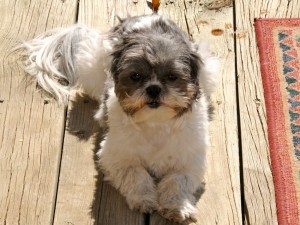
[{"xmin": 192, "ymin": 41, "xmax": 219, "ymax": 97}]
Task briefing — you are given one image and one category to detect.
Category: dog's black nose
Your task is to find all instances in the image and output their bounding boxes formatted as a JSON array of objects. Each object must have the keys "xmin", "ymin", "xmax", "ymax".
[{"xmin": 146, "ymin": 85, "xmax": 161, "ymax": 98}]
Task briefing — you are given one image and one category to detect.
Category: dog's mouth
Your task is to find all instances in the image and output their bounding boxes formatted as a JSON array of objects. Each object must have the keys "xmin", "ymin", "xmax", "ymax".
[{"xmin": 147, "ymin": 101, "xmax": 160, "ymax": 108}]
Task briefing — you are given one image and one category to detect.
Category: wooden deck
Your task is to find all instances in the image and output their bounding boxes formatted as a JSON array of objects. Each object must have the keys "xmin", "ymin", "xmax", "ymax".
[{"xmin": 2, "ymin": 0, "xmax": 300, "ymax": 224}]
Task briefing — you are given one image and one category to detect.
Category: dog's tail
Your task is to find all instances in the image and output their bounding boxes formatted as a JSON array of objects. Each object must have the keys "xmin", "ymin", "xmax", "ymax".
[{"xmin": 18, "ymin": 25, "xmax": 112, "ymax": 103}]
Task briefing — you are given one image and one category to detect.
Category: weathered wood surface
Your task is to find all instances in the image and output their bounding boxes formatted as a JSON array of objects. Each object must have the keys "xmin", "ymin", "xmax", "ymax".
[
  {"xmin": 3, "ymin": 0, "xmax": 295, "ymax": 224},
  {"xmin": 235, "ymin": 0, "xmax": 300, "ymax": 224},
  {"xmin": 53, "ymin": 1, "xmax": 151, "ymax": 225},
  {"xmin": 150, "ymin": 1, "xmax": 241, "ymax": 225},
  {"xmin": 0, "ymin": 0, "xmax": 77, "ymax": 225},
  {"xmin": 71, "ymin": 1, "xmax": 242, "ymax": 224}
]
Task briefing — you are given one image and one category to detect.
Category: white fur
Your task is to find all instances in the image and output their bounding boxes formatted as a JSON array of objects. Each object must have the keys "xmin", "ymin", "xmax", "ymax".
[
  {"xmin": 75, "ymin": 30, "xmax": 113, "ymax": 100},
  {"xmin": 195, "ymin": 41, "xmax": 220, "ymax": 96},
  {"xmin": 19, "ymin": 25, "xmax": 113, "ymax": 103},
  {"xmin": 96, "ymin": 87, "xmax": 209, "ymax": 221},
  {"xmin": 98, "ymin": 87, "xmax": 208, "ymax": 181},
  {"xmin": 19, "ymin": 15, "xmax": 219, "ymax": 223},
  {"xmin": 126, "ymin": 14, "xmax": 161, "ymax": 33}
]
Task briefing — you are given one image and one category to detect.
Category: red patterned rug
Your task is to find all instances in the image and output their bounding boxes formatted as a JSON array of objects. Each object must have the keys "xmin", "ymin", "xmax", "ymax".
[{"xmin": 255, "ymin": 18, "xmax": 300, "ymax": 225}]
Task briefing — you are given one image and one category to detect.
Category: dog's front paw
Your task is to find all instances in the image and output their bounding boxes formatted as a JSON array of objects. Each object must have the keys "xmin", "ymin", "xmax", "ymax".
[
  {"xmin": 126, "ymin": 192, "xmax": 158, "ymax": 213},
  {"xmin": 158, "ymin": 197, "xmax": 197, "ymax": 223}
]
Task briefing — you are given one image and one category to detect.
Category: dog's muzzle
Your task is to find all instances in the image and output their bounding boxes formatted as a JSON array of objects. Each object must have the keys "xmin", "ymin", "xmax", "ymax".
[{"xmin": 146, "ymin": 85, "xmax": 161, "ymax": 108}]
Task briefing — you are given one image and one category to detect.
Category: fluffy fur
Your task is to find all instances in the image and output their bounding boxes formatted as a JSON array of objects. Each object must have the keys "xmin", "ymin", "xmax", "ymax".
[{"xmin": 19, "ymin": 14, "xmax": 219, "ymax": 223}]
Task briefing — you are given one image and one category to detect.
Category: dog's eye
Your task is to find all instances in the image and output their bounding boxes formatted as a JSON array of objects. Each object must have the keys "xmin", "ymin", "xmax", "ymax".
[
  {"xmin": 130, "ymin": 73, "xmax": 141, "ymax": 81},
  {"xmin": 168, "ymin": 74, "xmax": 178, "ymax": 81}
]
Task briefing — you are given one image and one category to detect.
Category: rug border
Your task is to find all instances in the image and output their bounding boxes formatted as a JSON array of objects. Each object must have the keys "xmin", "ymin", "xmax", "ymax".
[{"xmin": 255, "ymin": 18, "xmax": 300, "ymax": 225}]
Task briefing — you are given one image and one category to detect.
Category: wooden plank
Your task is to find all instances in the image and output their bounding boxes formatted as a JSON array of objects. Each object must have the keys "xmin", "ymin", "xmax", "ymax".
[
  {"xmin": 0, "ymin": 0, "xmax": 77, "ymax": 225},
  {"xmin": 234, "ymin": 0, "xmax": 300, "ymax": 223},
  {"xmin": 53, "ymin": 95, "xmax": 145, "ymax": 225},
  {"xmin": 77, "ymin": 0, "xmax": 153, "ymax": 30},
  {"xmin": 150, "ymin": 1, "xmax": 241, "ymax": 224},
  {"xmin": 53, "ymin": 1, "xmax": 240, "ymax": 225},
  {"xmin": 53, "ymin": 1, "xmax": 152, "ymax": 225},
  {"xmin": 52, "ymin": 94, "xmax": 104, "ymax": 225}
]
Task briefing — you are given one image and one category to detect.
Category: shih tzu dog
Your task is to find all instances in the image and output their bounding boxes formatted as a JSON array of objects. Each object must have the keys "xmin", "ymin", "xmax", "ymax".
[{"xmin": 20, "ymin": 14, "xmax": 219, "ymax": 223}]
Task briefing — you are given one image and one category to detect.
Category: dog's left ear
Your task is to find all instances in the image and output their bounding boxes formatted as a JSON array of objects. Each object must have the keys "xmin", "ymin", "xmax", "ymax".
[
  {"xmin": 192, "ymin": 42, "xmax": 219, "ymax": 97},
  {"xmin": 189, "ymin": 50, "xmax": 202, "ymax": 84}
]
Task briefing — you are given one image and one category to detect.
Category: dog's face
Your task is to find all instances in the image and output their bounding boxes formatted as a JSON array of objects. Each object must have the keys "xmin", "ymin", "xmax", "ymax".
[{"xmin": 110, "ymin": 16, "xmax": 201, "ymax": 122}]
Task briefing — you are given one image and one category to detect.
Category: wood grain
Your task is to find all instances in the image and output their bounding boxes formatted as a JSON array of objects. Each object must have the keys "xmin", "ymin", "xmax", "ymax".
[
  {"xmin": 235, "ymin": 0, "xmax": 300, "ymax": 224},
  {"xmin": 77, "ymin": 0, "xmax": 153, "ymax": 30},
  {"xmin": 53, "ymin": 93, "xmax": 145, "ymax": 225},
  {"xmin": 52, "ymin": 94, "xmax": 104, "ymax": 225},
  {"xmin": 54, "ymin": 0, "xmax": 241, "ymax": 225},
  {"xmin": 150, "ymin": 1, "xmax": 242, "ymax": 225},
  {"xmin": 4, "ymin": 0, "xmax": 300, "ymax": 224},
  {"xmin": 0, "ymin": 0, "xmax": 77, "ymax": 224},
  {"xmin": 53, "ymin": 1, "xmax": 151, "ymax": 225}
]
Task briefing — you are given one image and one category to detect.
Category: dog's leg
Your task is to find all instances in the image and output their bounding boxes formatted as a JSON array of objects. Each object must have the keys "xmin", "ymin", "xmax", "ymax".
[
  {"xmin": 105, "ymin": 165, "xmax": 158, "ymax": 213},
  {"xmin": 157, "ymin": 173, "xmax": 202, "ymax": 223}
]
